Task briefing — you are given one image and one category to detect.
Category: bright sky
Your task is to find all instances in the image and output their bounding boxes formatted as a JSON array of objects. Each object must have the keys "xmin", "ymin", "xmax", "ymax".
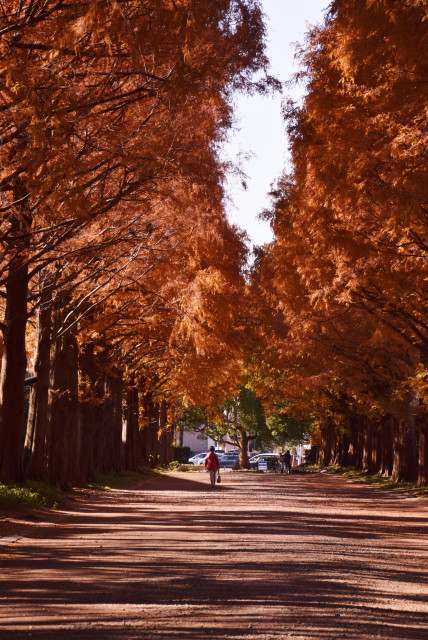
[{"xmin": 222, "ymin": 0, "xmax": 329, "ymax": 248}]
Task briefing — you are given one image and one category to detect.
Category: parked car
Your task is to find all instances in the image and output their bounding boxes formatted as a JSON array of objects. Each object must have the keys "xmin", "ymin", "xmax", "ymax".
[
  {"xmin": 188, "ymin": 451, "xmax": 227, "ymax": 466},
  {"xmin": 219, "ymin": 454, "xmax": 239, "ymax": 468},
  {"xmin": 188, "ymin": 453, "xmax": 208, "ymax": 465},
  {"xmin": 249, "ymin": 453, "xmax": 279, "ymax": 470}
]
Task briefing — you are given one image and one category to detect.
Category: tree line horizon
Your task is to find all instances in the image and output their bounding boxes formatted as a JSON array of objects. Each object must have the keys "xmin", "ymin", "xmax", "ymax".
[{"xmin": 0, "ymin": 1, "xmax": 426, "ymax": 488}]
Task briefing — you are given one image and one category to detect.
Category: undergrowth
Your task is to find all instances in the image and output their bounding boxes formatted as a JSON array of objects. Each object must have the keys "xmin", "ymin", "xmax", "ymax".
[
  {"xmin": 154, "ymin": 460, "xmax": 180, "ymax": 472},
  {"xmin": 92, "ymin": 467, "xmax": 162, "ymax": 490},
  {"xmin": 0, "ymin": 481, "xmax": 65, "ymax": 510},
  {"xmin": 325, "ymin": 465, "xmax": 428, "ymax": 497}
]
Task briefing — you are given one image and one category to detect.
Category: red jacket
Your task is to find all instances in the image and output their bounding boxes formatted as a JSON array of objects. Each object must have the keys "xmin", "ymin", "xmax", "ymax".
[{"xmin": 204, "ymin": 451, "xmax": 220, "ymax": 470}]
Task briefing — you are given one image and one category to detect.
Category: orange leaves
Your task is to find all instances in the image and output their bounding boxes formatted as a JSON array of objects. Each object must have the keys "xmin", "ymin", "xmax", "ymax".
[
  {"xmin": 0, "ymin": 1, "xmax": 272, "ymax": 418},
  {"xmin": 249, "ymin": 0, "xmax": 427, "ymax": 423}
]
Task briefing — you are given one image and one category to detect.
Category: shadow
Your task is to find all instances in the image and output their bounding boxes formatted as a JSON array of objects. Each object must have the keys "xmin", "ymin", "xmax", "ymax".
[{"xmin": 1, "ymin": 472, "xmax": 427, "ymax": 639}]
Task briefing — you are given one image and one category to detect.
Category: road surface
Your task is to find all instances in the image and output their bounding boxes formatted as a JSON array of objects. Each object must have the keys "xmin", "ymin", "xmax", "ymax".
[{"xmin": 1, "ymin": 471, "xmax": 427, "ymax": 639}]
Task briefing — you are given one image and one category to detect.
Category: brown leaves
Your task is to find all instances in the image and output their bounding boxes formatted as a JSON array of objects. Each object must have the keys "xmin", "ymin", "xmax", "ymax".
[{"xmin": 249, "ymin": 0, "xmax": 428, "ymax": 419}]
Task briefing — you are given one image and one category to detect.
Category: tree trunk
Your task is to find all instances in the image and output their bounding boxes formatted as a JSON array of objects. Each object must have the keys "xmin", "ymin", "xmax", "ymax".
[
  {"xmin": 337, "ymin": 428, "xmax": 350, "ymax": 466},
  {"xmin": 318, "ymin": 423, "xmax": 335, "ymax": 467},
  {"xmin": 417, "ymin": 409, "xmax": 428, "ymax": 487},
  {"xmin": 362, "ymin": 415, "xmax": 372, "ymax": 473},
  {"xmin": 23, "ymin": 270, "xmax": 53, "ymax": 480},
  {"xmin": 347, "ymin": 411, "xmax": 359, "ymax": 467},
  {"xmin": 238, "ymin": 429, "xmax": 250, "ymax": 469},
  {"xmin": 371, "ymin": 422, "xmax": 382, "ymax": 475},
  {"xmin": 102, "ymin": 371, "xmax": 123, "ymax": 474},
  {"xmin": 140, "ymin": 392, "xmax": 159, "ymax": 467},
  {"xmin": 0, "ymin": 236, "xmax": 29, "ymax": 482},
  {"xmin": 379, "ymin": 414, "xmax": 394, "ymax": 476},
  {"xmin": 47, "ymin": 300, "xmax": 80, "ymax": 488},
  {"xmin": 392, "ymin": 397, "xmax": 418, "ymax": 482},
  {"xmin": 124, "ymin": 387, "xmax": 139, "ymax": 470},
  {"xmin": 158, "ymin": 400, "xmax": 173, "ymax": 465}
]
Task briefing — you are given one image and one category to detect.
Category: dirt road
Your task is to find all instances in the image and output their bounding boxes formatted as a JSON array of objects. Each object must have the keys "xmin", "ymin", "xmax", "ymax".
[{"xmin": 1, "ymin": 471, "xmax": 427, "ymax": 639}]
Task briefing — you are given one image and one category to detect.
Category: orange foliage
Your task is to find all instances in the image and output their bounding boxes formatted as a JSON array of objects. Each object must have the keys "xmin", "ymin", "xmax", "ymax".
[{"xmin": 249, "ymin": 0, "xmax": 427, "ymax": 422}]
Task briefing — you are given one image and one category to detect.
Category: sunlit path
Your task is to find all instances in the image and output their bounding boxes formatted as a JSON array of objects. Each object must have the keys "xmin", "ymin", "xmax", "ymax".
[{"xmin": 1, "ymin": 472, "xmax": 427, "ymax": 639}]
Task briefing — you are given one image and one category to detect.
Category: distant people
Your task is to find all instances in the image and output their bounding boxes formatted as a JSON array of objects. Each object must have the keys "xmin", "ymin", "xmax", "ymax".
[
  {"xmin": 204, "ymin": 446, "xmax": 220, "ymax": 488},
  {"xmin": 283, "ymin": 450, "xmax": 291, "ymax": 473}
]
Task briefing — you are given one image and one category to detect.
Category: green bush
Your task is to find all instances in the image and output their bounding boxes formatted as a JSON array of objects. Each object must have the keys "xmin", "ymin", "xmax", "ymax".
[
  {"xmin": 0, "ymin": 481, "xmax": 65, "ymax": 510},
  {"xmin": 155, "ymin": 460, "xmax": 180, "ymax": 472}
]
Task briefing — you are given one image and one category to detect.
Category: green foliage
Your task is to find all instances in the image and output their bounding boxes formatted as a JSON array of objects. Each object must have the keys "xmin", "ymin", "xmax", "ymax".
[
  {"xmin": 177, "ymin": 386, "xmax": 313, "ymax": 453},
  {"xmin": 265, "ymin": 405, "xmax": 314, "ymax": 450},
  {"xmin": 218, "ymin": 386, "xmax": 266, "ymax": 439},
  {"xmin": 155, "ymin": 461, "xmax": 180, "ymax": 472},
  {"xmin": 0, "ymin": 481, "xmax": 65, "ymax": 509}
]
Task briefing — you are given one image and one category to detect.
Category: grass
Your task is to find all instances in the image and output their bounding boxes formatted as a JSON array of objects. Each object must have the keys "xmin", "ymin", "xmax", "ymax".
[
  {"xmin": 0, "ymin": 467, "xmax": 164, "ymax": 512},
  {"xmin": 0, "ymin": 481, "xmax": 66, "ymax": 510},
  {"xmin": 325, "ymin": 465, "xmax": 428, "ymax": 497},
  {"xmin": 91, "ymin": 467, "xmax": 162, "ymax": 490}
]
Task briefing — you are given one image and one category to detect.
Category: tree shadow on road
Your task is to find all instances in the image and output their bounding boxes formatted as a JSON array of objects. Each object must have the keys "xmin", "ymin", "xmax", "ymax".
[{"xmin": 2, "ymin": 473, "xmax": 427, "ymax": 640}]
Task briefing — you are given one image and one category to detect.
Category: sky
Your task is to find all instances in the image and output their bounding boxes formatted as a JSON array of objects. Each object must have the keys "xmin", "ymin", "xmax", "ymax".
[{"xmin": 222, "ymin": 0, "xmax": 329, "ymax": 248}]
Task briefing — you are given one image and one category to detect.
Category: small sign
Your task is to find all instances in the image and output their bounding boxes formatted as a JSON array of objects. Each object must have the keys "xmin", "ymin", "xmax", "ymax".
[{"xmin": 258, "ymin": 460, "xmax": 267, "ymax": 471}]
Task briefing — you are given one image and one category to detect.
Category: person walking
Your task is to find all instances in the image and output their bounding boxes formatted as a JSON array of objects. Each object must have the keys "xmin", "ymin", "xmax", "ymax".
[
  {"xmin": 283, "ymin": 450, "xmax": 292, "ymax": 473},
  {"xmin": 204, "ymin": 446, "xmax": 220, "ymax": 488}
]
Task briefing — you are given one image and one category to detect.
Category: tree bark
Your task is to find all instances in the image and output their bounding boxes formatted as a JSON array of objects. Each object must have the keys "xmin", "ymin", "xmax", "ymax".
[
  {"xmin": 47, "ymin": 298, "xmax": 80, "ymax": 488},
  {"xmin": 362, "ymin": 415, "xmax": 372, "ymax": 473},
  {"xmin": 238, "ymin": 429, "xmax": 250, "ymax": 469},
  {"xmin": 78, "ymin": 342, "xmax": 101, "ymax": 482},
  {"xmin": 124, "ymin": 387, "xmax": 139, "ymax": 470},
  {"xmin": 347, "ymin": 411, "xmax": 359, "ymax": 467},
  {"xmin": 102, "ymin": 371, "xmax": 123, "ymax": 474},
  {"xmin": 158, "ymin": 400, "xmax": 173, "ymax": 465},
  {"xmin": 379, "ymin": 414, "xmax": 394, "ymax": 476},
  {"xmin": 23, "ymin": 270, "xmax": 54, "ymax": 480},
  {"xmin": 0, "ymin": 218, "xmax": 30, "ymax": 482},
  {"xmin": 318, "ymin": 423, "xmax": 335, "ymax": 467},
  {"xmin": 140, "ymin": 392, "xmax": 159, "ymax": 467},
  {"xmin": 392, "ymin": 397, "xmax": 418, "ymax": 482},
  {"xmin": 417, "ymin": 409, "xmax": 428, "ymax": 487}
]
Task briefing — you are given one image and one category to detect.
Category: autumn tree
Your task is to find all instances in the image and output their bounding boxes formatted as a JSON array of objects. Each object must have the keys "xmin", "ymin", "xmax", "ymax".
[
  {"xmin": 253, "ymin": 0, "xmax": 427, "ymax": 484},
  {"xmin": 1, "ymin": 0, "xmax": 273, "ymax": 482}
]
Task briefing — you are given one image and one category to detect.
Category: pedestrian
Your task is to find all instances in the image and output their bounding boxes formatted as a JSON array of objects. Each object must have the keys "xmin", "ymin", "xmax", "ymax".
[
  {"xmin": 283, "ymin": 450, "xmax": 291, "ymax": 473},
  {"xmin": 204, "ymin": 446, "xmax": 220, "ymax": 488}
]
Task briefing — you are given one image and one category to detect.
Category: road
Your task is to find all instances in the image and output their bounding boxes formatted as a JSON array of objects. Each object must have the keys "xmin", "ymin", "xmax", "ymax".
[{"xmin": 1, "ymin": 471, "xmax": 427, "ymax": 639}]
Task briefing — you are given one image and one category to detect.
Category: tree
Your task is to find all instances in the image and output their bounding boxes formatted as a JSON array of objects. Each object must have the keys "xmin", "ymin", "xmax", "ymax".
[
  {"xmin": 0, "ymin": 0, "xmax": 273, "ymax": 483},
  {"xmin": 251, "ymin": 0, "xmax": 427, "ymax": 484},
  {"xmin": 178, "ymin": 386, "xmax": 268, "ymax": 469}
]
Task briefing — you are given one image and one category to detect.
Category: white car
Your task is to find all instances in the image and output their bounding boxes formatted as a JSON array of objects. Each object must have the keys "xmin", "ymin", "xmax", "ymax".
[
  {"xmin": 188, "ymin": 451, "xmax": 227, "ymax": 465},
  {"xmin": 188, "ymin": 453, "xmax": 208, "ymax": 465}
]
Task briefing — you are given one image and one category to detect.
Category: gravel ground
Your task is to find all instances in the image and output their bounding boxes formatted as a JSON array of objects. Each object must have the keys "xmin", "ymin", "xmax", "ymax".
[{"xmin": 0, "ymin": 470, "xmax": 427, "ymax": 639}]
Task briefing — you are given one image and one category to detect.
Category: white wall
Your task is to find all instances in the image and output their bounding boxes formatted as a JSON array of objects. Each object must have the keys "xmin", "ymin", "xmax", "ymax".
[{"xmin": 182, "ymin": 430, "xmax": 209, "ymax": 454}]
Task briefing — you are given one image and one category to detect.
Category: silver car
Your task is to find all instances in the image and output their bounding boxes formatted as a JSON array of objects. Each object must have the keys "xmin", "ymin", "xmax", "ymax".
[{"xmin": 188, "ymin": 453, "xmax": 208, "ymax": 465}]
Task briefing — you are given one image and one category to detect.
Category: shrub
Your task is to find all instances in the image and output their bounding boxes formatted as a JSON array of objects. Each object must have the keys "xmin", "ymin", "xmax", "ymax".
[{"xmin": 0, "ymin": 481, "xmax": 65, "ymax": 510}]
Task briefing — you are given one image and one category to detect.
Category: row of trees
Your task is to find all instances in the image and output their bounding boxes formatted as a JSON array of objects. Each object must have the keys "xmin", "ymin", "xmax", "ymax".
[
  {"xmin": 0, "ymin": 0, "xmax": 273, "ymax": 486},
  {"xmin": 2, "ymin": 0, "xmax": 426, "ymax": 488},
  {"xmin": 248, "ymin": 0, "xmax": 427, "ymax": 485}
]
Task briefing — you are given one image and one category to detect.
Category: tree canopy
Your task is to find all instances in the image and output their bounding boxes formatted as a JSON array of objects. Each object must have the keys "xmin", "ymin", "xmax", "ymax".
[{"xmin": 0, "ymin": 0, "xmax": 427, "ymax": 487}]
